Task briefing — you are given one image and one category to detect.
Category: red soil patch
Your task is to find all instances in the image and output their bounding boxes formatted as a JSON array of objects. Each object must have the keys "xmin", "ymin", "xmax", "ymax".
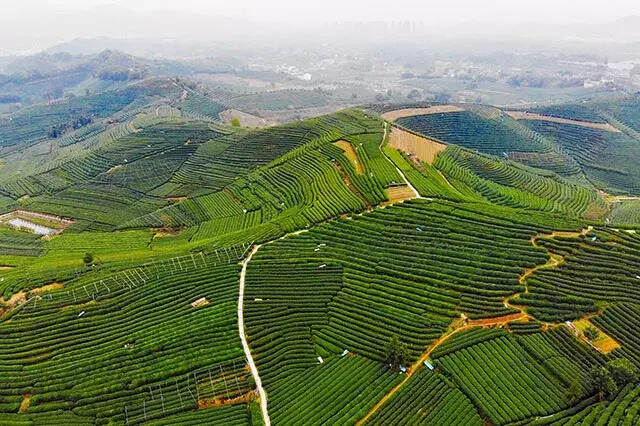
[{"xmin": 468, "ymin": 312, "xmax": 528, "ymax": 327}]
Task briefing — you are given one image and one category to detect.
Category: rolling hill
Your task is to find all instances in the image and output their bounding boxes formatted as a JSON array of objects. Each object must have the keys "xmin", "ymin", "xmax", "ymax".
[{"xmin": 0, "ymin": 94, "xmax": 640, "ymax": 425}]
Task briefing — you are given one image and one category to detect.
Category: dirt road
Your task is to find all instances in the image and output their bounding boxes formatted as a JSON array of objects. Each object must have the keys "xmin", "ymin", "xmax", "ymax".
[{"xmin": 238, "ymin": 244, "xmax": 270, "ymax": 426}]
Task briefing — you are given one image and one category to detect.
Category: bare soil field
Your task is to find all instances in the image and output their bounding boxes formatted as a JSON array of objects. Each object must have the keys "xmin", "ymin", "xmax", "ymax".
[
  {"xmin": 387, "ymin": 126, "xmax": 446, "ymax": 165},
  {"xmin": 384, "ymin": 185, "xmax": 417, "ymax": 204},
  {"xmin": 505, "ymin": 111, "xmax": 621, "ymax": 133},
  {"xmin": 381, "ymin": 105, "xmax": 464, "ymax": 121},
  {"xmin": 0, "ymin": 291, "xmax": 26, "ymax": 309},
  {"xmin": 219, "ymin": 109, "xmax": 277, "ymax": 128},
  {"xmin": 468, "ymin": 312, "xmax": 528, "ymax": 327},
  {"xmin": 191, "ymin": 297, "xmax": 210, "ymax": 308},
  {"xmin": 334, "ymin": 140, "xmax": 363, "ymax": 173},
  {"xmin": 106, "ymin": 165, "xmax": 122, "ymax": 174},
  {"xmin": 166, "ymin": 196, "xmax": 187, "ymax": 203},
  {"xmin": 30, "ymin": 282, "xmax": 64, "ymax": 295}
]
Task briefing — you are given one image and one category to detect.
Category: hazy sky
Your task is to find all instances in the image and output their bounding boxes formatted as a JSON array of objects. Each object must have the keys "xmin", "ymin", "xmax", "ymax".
[
  {"xmin": 6, "ymin": 0, "xmax": 640, "ymax": 24},
  {"xmin": 1, "ymin": 0, "xmax": 640, "ymax": 54}
]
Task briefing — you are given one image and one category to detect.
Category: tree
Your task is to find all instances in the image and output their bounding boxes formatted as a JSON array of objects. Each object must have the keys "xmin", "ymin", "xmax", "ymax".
[
  {"xmin": 584, "ymin": 326, "xmax": 600, "ymax": 341},
  {"xmin": 231, "ymin": 117, "xmax": 241, "ymax": 127},
  {"xmin": 375, "ymin": 93, "xmax": 389, "ymax": 103},
  {"xmin": 565, "ymin": 377, "xmax": 583, "ymax": 404},
  {"xmin": 385, "ymin": 335, "xmax": 409, "ymax": 370},
  {"xmin": 434, "ymin": 93, "xmax": 452, "ymax": 103},
  {"xmin": 407, "ymin": 89, "xmax": 422, "ymax": 101},
  {"xmin": 587, "ymin": 366, "xmax": 618, "ymax": 401},
  {"xmin": 606, "ymin": 358, "xmax": 639, "ymax": 387},
  {"xmin": 83, "ymin": 252, "xmax": 94, "ymax": 266}
]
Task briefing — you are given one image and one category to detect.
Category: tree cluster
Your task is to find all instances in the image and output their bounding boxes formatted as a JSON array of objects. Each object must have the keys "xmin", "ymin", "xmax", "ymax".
[
  {"xmin": 47, "ymin": 115, "xmax": 93, "ymax": 138},
  {"xmin": 567, "ymin": 358, "xmax": 640, "ymax": 403},
  {"xmin": 98, "ymin": 66, "xmax": 148, "ymax": 82},
  {"xmin": 385, "ymin": 335, "xmax": 409, "ymax": 371}
]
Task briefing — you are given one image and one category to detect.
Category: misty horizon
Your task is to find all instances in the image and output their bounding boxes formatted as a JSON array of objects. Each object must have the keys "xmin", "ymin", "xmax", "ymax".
[{"xmin": 2, "ymin": 0, "xmax": 640, "ymax": 56}]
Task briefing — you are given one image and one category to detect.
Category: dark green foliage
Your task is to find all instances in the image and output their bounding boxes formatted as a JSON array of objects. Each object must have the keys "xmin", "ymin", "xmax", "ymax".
[
  {"xmin": 566, "ymin": 378, "xmax": 584, "ymax": 404},
  {"xmin": 82, "ymin": 252, "xmax": 93, "ymax": 265},
  {"xmin": 606, "ymin": 358, "xmax": 640, "ymax": 388},
  {"xmin": 585, "ymin": 325, "xmax": 600, "ymax": 341},
  {"xmin": 434, "ymin": 146, "xmax": 603, "ymax": 218},
  {"xmin": 527, "ymin": 103, "xmax": 606, "ymax": 123},
  {"xmin": 553, "ymin": 383, "xmax": 640, "ymax": 425},
  {"xmin": 587, "ymin": 366, "xmax": 619, "ymax": 401},
  {"xmin": 384, "ymin": 336, "xmax": 409, "ymax": 370},
  {"xmin": 523, "ymin": 119, "xmax": 640, "ymax": 195},
  {"xmin": 243, "ymin": 198, "xmax": 582, "ymax": 418},
  {"xmin": 431, "ymin": 327, "xmax": 508, "ymax": 359},
  {"xmin": 3, "ymin": 98, "xmax": 640, "ymax": 425},
  {"xmin": 593, "ymin": 303, "xmax": 640, "ymax": 365}
]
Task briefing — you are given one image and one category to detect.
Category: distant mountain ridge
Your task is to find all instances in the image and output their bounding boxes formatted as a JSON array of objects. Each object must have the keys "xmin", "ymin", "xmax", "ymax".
[{"xmin": 0, "ymin": 49, "xmax": 218, "ymax": 108}]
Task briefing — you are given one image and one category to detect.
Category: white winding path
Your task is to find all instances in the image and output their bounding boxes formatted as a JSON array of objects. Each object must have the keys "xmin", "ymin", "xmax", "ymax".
[
  {"xmin": 236, "ymin": 123, "xmax": 420, "ymax": 425},
  {"xmin": 239, "ymin": 244, "xmax": 270, "ymax": 426}
]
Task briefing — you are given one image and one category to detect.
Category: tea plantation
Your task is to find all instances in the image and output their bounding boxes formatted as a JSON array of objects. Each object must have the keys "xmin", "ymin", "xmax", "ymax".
[{"xmin": 1, "ymin": 94, "xmax": 640, "ymax": 425}]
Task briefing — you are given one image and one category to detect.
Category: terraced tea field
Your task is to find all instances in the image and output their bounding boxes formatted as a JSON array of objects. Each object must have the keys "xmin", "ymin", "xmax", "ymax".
[{"xmin": 2, "ymin": 95, "xmax": 640, "ymax": 425}]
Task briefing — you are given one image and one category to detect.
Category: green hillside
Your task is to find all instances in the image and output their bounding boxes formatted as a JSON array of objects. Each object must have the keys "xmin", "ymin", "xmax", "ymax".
[{"xmin": 1, "ymin": 95, "xmax": 640, "ymax": 425}]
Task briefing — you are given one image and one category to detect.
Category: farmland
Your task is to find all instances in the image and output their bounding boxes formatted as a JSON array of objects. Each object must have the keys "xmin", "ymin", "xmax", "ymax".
[{"xmin": 1, "ymin": 93, "xmax": 640, "ymax": 425}]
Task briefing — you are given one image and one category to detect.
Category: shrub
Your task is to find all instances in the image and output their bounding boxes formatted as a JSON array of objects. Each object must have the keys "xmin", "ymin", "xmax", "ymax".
[
  {"xmin": 584, "ymin": 326, "xmax": 600, "ymax": 341},
  {"xmin": 606, "ymin": 358, "xmax": 639, "ymax": 387}
]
